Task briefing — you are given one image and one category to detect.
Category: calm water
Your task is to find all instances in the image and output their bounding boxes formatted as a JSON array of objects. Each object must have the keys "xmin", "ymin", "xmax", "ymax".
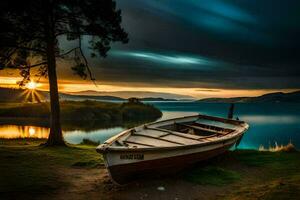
[{"xmin": 1, "ymin": 102, "xmax": 299, "ymax": 149}]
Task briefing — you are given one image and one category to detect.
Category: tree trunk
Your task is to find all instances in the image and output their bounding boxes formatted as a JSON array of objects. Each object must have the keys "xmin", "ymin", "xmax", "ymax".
[
  {"xmin": 45, "ymin": 41, "xmax": 65, "ymax": 146},
  {"xmin": 44, "ymin": 7, "xmax": 65, "ymax": 145}
]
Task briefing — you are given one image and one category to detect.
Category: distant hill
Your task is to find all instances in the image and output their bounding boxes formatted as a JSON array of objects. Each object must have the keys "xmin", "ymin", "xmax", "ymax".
[
  {"xmin": 139, "ymin": 97, "xmax": 177, "ymax": 101},
  {"xmin": 60, "ymin": 94, "xmax": 178, "ymax": 102},
  {"xmin": 59, "ymin": 93, "xmax": 125, "ymax": 101},
  {"xmin": 67, "ymin": 90, "xmax": 194, "ymax": 100},
  {"xmin": 198, "ymin": 91, "xmax": 300, "ymax": 103},
  {"xmin": 0, "ymin": 87, "xmax": 126, "ymax": 102},
  {"xmin": 0, "ymin": 87, "xmax": 178, "ymax": 102}
]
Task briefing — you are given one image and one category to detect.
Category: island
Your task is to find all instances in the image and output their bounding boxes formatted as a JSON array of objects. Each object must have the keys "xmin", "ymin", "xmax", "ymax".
[{"xmin": 0, "ymin": 100, "xmax": 162, "ymax": 130}]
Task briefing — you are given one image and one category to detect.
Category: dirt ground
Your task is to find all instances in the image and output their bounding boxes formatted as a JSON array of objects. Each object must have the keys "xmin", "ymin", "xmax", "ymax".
[{"xmin": 46, "ymin": 167, "xmax": 231, "ymax": 200}]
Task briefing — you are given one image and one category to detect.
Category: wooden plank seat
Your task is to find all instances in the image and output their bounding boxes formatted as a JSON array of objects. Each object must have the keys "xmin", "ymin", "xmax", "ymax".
[
  {"xmin": 147, "ymin": 127, "xmax": 201, "ymax": 140},
  {"xmin": 123, "ymin": 140, "xmax": 155, "ymax": 147},
  {"xmin": 176, "ymin": 123, "xmax": 229, "ymax": 135},
  {"xmin": 131, "ymin": 132, "xmax": 185, "ymax": 145},
  {"xmin": 193, "ymin": 122, "xmax": 234, "ymax": 132},
  {"xmin": 145, "ymin": 127, "xmax": 219, "ymax": 141},
  {"xmin": 132, "ymin": 130, "xmax": 203, "ymax": 145},
  {"xmin": 125, "ymin": 135, "xmax": 182, "ymax": 147}
]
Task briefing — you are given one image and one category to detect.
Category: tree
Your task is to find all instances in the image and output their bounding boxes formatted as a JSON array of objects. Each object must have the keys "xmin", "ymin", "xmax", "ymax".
[{"xmin": 0, "ymin": 0, "xmax": 128, "ymax": 146}]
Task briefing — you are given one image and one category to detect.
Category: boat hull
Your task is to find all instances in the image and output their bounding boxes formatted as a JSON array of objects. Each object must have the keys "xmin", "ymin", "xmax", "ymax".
[{"xmin": 103, "ymin": 136, "xmax": 240, "ymax": 184}]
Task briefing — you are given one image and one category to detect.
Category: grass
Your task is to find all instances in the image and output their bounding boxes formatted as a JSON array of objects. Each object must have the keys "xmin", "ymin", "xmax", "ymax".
[
  {"xmin": 229, "ymin": 179, "xmax": 300, "ymax": 200},
  {"xmin": 0, "ymin": 139, "xmax": 299, "ymax": 199},
  {"xmin": 181, "ymin": 148, "xmax": 300, "ymax": 199},
  {"xmin": 185, "ymin": 166, "xmax": 240, "ymax": 186},
  {"xmin": 0, "ymin": 139, "xmax": 102, "ymax": 198},
  {"xmin": 80, "ymin": 138, "xmax": 101, "ymax": 146},
  {"xmin": 223, "ymin": 150, "xmax": 300, "ymax": 199}
]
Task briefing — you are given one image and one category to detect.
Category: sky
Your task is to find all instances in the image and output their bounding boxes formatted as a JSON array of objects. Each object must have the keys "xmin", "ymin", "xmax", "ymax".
[{"xmin": 1, "ymin": 0, "xmax": 300, "ymax": 99}]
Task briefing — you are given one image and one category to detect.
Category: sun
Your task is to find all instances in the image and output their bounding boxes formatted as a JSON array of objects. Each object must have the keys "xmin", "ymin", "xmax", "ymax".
[
  {"xmin": 20, "ymin": 81, "xmax": 43, "ymax": 102},
  {"xmin": 26, "ymin": 81, "xmax": 38, "ymax": 90}
]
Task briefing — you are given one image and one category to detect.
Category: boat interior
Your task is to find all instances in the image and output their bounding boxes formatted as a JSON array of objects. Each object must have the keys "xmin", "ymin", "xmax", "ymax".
[{"xmin": 110, "ymin": 117, "xmax": 243, "ymax": 148}]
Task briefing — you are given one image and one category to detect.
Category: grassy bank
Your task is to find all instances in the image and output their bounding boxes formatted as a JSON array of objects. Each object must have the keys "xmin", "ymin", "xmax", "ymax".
[
  {"xmin": 0, "ymin": 100, "xmax": 162, "ymax": 129},
  {"xmin": 0, "ymin": 139, "xmax": 103, "ymax": 199},
  {"xmin": 0, "ymin": 139, "xmax": 299, "ymax": 200}
]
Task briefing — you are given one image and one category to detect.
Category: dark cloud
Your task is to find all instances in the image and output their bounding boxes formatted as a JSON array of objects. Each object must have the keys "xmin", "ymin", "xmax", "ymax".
[{"xmin": 73, "ymin": 0, "xmax": 300, "ymax": 89}]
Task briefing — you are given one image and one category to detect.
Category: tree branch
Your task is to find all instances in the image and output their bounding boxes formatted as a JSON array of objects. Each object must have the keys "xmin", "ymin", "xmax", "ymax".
[
  {"xmin": 3, "ymin": 46, "xmax": 46, "ymax": 53},
  {"xmin": 58, "ymin": 47, "xmax": 79, "ymax": 57},
  {"xmin": 31, "ymin": 61, "xmax": 48, "ymax": 68},
  {"xmin": 7, "ymin": 61, "xmax": 47, "ymax": 69},
  {"xmin": 78, "ymin": 37, "xmax": 96, "ymax": 82}
]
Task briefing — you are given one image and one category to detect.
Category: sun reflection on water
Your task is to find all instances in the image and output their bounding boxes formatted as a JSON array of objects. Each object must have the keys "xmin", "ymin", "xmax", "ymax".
[
  {"xmin": 28, "ymin": 127, "xmax": 36, "ymax": 136},
  {"xmin": 0, "ymin": 125, "xmax": 49, "ymax": 138}
]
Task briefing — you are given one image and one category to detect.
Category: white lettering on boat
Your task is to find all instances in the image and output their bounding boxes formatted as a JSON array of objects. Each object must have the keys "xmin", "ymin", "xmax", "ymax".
[{"xmin": 120, "ymin": 154, "xmax": 144, "ymax": 160}]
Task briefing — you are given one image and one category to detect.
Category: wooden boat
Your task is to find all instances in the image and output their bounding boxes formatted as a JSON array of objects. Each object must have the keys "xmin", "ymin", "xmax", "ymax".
[{"xmin": 96, "ymin": 114, "xmax": 249, "ymax": 184}]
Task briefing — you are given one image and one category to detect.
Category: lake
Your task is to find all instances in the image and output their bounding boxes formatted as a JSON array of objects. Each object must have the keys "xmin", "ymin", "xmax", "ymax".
[{"xmin": 0, "ymin": 102, "xmax": 299, "ymax": 150}]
